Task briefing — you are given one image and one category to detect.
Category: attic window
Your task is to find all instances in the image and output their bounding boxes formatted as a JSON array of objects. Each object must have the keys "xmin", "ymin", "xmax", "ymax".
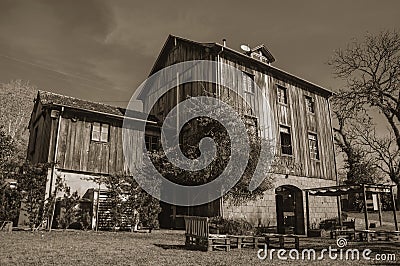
[
  {"xmin": 277, "ymin": 86, "xmax": 288, "ymax": 104},
  {"xmin": 305, "ymin": 96, "xmax": 315, "ymax": 113},
  {"xmin": 91, "ymin": 122, "xmax": 109, "ymax": 142}
]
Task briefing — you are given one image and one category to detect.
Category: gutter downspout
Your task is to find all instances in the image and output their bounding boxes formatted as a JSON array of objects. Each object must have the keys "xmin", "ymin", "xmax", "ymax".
[{"xmin": 216, "ymin": 46, "xmax": 224, "ymax": 217}]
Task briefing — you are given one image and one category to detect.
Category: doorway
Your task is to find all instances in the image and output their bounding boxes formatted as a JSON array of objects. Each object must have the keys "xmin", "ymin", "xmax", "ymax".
[{"xmin": 275, "ymin": 185, "xmax": 305, "ymax": 235}]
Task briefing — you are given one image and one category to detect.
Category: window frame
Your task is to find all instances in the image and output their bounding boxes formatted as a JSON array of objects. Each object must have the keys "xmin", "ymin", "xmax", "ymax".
[
  {"xmin": 305, "ymin": 95, "xmax": 315, "ymax": 114},
  {"xmin": 91, "ymin": 122, "xmax": 109, "ymax": 143},
  {"xmin": 242, "ymin": 71, "xmax": 255, "ymax": 94},
  {"xmin": 277, "ymin": 86, "xmax": 288, "ymax": 105},
  {"xmin": 279, "ymin": 125, "xmax": 293, "ymax": 156},
  {"xmin": 145, "ymin": 135, "xmax": 160, "ymax": 151},
  {"xmin": 308, "ymin": 132, "xmax": 320, "ymax": 160}
]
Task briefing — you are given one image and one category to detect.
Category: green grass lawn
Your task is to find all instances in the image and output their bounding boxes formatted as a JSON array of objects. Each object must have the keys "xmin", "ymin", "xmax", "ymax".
[{"xmin": 0, "ymin": 230, "xmax": 398, "ymax": 265}]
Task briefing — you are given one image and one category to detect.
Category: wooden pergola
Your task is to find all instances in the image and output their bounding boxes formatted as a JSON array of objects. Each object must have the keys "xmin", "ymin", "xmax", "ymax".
[{"xmin": 304, "ymin": 184, "xmax": 398, "ymax": 231}]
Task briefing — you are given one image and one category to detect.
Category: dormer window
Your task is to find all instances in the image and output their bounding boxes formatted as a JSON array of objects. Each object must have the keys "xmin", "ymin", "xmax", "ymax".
[{"xmin": 248, "ymin": 44, "xmax": 275, "ymax": 64}]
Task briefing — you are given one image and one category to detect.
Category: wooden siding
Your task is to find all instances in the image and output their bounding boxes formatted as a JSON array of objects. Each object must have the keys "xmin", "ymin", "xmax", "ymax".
[
  {"xmin": 144, "ymin": 40, "xmax": 336, "ymax": 181},
  {"xmin": 55, "ymin": 112, "xmax": 142, "ymax": 175},
  {"xmin": 27, "ymin": 102, "xmax": 53, "ymax": 164}
]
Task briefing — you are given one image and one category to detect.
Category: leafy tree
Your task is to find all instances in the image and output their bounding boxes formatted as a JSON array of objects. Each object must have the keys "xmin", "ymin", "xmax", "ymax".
[
  {"xmin": 55, "ymin": 183, "xmax": 80, "ymax": 230},
  {"xmin": 16, "ymin": 162, "xmax": 49, "ymax": 229},
  {"xmin": 95, "ymin": 174, "xmax": 161, "ymax": 231},
  {"xmin": 0, "ymin": 80, "xmax": 37, "ymax": 162},
  {"xmin": 329, "ymin": 30, "xmax": 400, "ymax": 207},
  {"xmin": 123, "ymin": 175, "xmax": 161, "ymax": 229},
  {"xmin": 0, "ymin": 128, "xmax": 14, "ymax": 171},
  {"xmin": 0, "ymin": 128, "xmax": 20, "ymax": 223},
  {"xmin": 147, "ymin": 96, "xmax": 275, "ymax": 205}
]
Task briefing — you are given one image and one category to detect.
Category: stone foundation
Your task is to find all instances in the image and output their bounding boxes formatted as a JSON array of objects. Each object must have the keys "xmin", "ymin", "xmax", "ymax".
[{"xmin": 222, "ymin": 174, "xmax": 338, "ymax": 230}]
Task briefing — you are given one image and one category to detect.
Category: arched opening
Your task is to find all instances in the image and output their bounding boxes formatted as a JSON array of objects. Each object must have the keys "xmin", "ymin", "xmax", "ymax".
[{"xmin": 275, "ymin": 185, "xmax": 305, "ymax": 235}]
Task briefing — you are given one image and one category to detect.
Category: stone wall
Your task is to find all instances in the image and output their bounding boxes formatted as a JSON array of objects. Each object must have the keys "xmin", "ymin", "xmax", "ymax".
[{"xmin": 222, "ymin": 174, "xmax": 338, "ymax": 230}]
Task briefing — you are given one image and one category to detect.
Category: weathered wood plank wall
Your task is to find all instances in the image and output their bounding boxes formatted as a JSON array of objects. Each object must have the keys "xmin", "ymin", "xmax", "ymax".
[{"xmin": 144, "ymin": 41, "xmax": 336, "ymax": 180}]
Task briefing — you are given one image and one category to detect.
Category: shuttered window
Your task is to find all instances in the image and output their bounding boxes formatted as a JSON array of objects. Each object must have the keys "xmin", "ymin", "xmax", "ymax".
[
  {"xmin": 91, "ymin": 122, "xmax": 109, "ymax": 142},
  {"xmin": 308, "ymin": 133, "xmax": 319, "ymax": 160},
  {"xmin": 280, "ymin": 126, "xmax": 292, "ymax": 155}
]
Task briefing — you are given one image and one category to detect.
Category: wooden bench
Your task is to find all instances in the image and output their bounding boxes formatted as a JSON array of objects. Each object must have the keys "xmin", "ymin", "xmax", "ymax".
[
  {"xmin": 184, "ymin": 216, "xmax": 230, "ymax": 251},
  {"xmin": 263, "ymin": 233, "xmax": 302, "ymax": 250}
]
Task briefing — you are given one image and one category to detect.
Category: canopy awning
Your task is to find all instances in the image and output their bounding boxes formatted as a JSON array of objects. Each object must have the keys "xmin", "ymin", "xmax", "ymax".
[{"xmin": 305, "ymin": 184, "xmax": 393, "ymax": 196}]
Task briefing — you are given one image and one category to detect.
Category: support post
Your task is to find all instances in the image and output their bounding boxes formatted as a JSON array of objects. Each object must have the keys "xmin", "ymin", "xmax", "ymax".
[
  {"xmin": 363, "ymin": 184, "xmax": 369, "ymax": 230},
  {"xmin": 390, "ymin": 186, "xmax": 398, "ymax": 231},
  {"xmin": 305, "ymin": 191, "xmax": 310, "ymax": 234},
  {"xmin": 377, "ymin": 193, "xmax": 383, "ymax": 227},
  {"xmin": 337, "ymin": 195, "xmax": 342, "ymax": 226}
]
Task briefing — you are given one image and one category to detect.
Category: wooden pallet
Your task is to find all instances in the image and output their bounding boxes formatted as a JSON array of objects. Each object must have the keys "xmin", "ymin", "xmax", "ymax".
[
  {"xmin": 264, "ymin": 234, "xmax": 301, "ymax": 250},
  {"xmin": 229, "ymin": 235, "xmax": 261, "ymax": 249}
]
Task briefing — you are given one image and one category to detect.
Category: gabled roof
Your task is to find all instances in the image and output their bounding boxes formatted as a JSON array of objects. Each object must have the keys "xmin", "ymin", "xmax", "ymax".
[
  {"xmin": 37, "ymin": 90, "xmax": 152, "ymax": 121},
  {"xmin": 143, "ymin": 35, "xmax": 334, "ymax": 100}
]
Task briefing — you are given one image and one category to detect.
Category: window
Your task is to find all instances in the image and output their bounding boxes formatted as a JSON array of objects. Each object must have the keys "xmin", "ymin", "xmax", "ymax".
[
  {"xmin": 280, "ymin": 126, "xmax": 292, "ymax": 155},
  {"xmin": 305, "ymin": 96, "xmax": 315, "ymax": 113},
  {"xmin": 242, "ymin": 71, "xmax": 255, "ymax": 93},
  {"xmin": 91, "ymin": 122, "xmax": 109, "ymax": 142},
  {"xmin": 145, "ymin": 135, "xmax": 159, "ymax": 151},
  {"xmin": 308, "ymin": 133, "xmax": 319, "ymax": 160},
  {"xmin": 277, "ymin": 86, "xmax": 287, "ymax": 104}
]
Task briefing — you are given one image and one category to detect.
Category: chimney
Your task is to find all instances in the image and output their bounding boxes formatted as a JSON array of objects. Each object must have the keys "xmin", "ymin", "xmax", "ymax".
[{"xmin": 222, "ymin": 39, "xmax": 227, "ymax": 47}]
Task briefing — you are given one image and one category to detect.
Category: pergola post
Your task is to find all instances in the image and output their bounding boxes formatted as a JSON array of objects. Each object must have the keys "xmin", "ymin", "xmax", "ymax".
[
  {"xmin": 363, "ymin": 184, "xmax": 369, "ymax": 230},
  {"xmin": 377, "ymin": 193, "xmax": 383, "ymax": 227},
  {"xmin": 337, "ymin": 196, "xmax": 342, "ymax": 226},
  {"xmin": 305, "ymin": 191, "xmax": 310, "ymax": 233},
  {"xmin": 390, "ymin": 186, "xmax": 398, "ymax": 231}
]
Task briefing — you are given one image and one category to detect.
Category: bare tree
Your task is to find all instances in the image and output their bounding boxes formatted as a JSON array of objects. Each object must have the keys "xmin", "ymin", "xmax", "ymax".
[
  {"xmin": 331, "ymin": 98, "xmax": 378, "ymax": 184},
  {"xmin": 329, "ymin": 30, "xmax": 400, "ymax": 206}
]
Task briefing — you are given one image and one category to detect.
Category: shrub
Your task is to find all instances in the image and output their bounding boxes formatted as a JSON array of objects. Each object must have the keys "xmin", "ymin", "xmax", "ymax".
[{"xmin": 209, "ymin": 217, "xmax": 254, "ymax": 235}]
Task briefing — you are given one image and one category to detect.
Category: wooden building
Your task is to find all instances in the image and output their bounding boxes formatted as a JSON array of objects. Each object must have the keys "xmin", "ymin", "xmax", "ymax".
[
  {"xmin": 137, "ymin": 35, "xmax": 339, "ymax": 234},
  {"xmin": 24, "ymin": 91, "xmax": 158, "ymax": 228}
]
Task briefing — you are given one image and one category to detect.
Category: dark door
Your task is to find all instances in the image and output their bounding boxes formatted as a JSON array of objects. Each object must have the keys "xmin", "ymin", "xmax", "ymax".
[{"xmin": 276, "ymin": 194, "xmax": 285, "ymax": 234}]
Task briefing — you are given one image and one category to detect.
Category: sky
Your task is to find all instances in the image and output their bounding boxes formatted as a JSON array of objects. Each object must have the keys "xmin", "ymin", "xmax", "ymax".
[{"xmin": 0, "ymin": 0, "xmax": 399, "ymax": 107}]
